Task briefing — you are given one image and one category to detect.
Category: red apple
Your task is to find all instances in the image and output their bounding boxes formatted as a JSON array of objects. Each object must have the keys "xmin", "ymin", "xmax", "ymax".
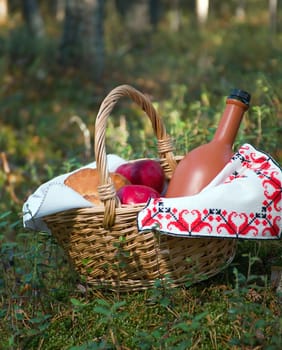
[
  {"xmin": 115, "ymin": 159, "xmax": 165, "ymax": 193},
  {"xmin": 115, "ymin": 162, "xmax": 134, "ymax": 182},
  {"xmin": 117, "ymin": 184, "xmax": 160, "ymax": 204}
]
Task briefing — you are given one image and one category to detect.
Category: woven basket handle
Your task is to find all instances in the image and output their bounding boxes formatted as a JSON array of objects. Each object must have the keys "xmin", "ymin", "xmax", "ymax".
[{"xmin": 95, "ymin": 84, "xmax": 176, "ymax": 228}]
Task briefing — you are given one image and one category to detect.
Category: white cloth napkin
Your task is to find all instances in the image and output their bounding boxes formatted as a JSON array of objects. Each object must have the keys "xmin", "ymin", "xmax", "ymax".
[
  {"xmin": 137, "ymin": 144, "xmax": 282, "ymax": 240},
  {"xmin": 22, "ymin": 154, "xmax": 126, "ymax": 232}
]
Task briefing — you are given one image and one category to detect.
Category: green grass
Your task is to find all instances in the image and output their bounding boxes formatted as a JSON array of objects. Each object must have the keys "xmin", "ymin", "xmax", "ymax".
[
  {"xmin": 0, "ymin": 3, "xmax": 282, "ymax": 349},
  {"xmin": 1, "ymin": 238, "xmax": 281, "ymax": 350}
]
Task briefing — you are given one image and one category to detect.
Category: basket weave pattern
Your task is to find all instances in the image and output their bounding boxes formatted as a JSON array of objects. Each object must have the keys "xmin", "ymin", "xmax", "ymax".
[{"xmin": 44, "ymin": 85, "xmax": 236, "ymax": 291}]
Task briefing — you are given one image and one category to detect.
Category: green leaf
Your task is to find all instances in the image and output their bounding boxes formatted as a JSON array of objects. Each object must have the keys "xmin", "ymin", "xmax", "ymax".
[
  {"xmin": 194, "ymin": 311, "xmax": 208, "ymax": 321},
  {"xmin": 96, "ymin": 298, "xmax": 111, "ymax": 307},
  {"xmin": 70, "ymin": 298, "xmax": 86, "ymax": 307},
  {"xmin": 111, "ymin": 300, "xmax": 126, "ymax": 312},
  {"xmin": 93, "ymin": 306, "xmax": 110, "ymax": 317},
  {"xmin": 173, "ymin": 322, "xmax": 190, "ymax": 332},
  {"xmin": 0, "ymin": 211, "xmax": 11, "ymax": 220}
]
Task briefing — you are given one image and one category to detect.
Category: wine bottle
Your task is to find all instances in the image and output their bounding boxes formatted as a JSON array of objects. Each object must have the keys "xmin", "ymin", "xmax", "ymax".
[{"xmin": 165, "ymin": 89, "xmax": 251, "ymax": 197}]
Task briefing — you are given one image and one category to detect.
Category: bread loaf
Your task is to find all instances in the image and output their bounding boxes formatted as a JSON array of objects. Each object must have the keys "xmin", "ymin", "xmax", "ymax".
[{"xmin": 64, "ymin": 168, "xmax": 130, "ymax": 205}]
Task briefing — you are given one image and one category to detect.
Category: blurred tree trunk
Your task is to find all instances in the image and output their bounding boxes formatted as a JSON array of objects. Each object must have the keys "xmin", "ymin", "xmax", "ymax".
[
  {"xmin": 269, "ymin": 0, "xmax": 278, "ymax": 34},
  {"xmin": 235, "ymin": 0, "xmax": 246, "ymax": 21},
  {"xmin": 169, "ymin": 0, "xmax": 181, "ymax": 32},
  {"xmin": 115, "ymin": 0, "xmax": 130, "ymax": 18},
  {"xmin": 22, "ymin": 0, "xmax": 45, "ymax": 38},
  {"xmin": 59, "ymin": 0, "xmax": 105, "ymax": 78},
  {"xmin": 125, "ymin": 0, "xmax": 151, "ymax": 32},
  {"xmin": 149, "ymin": 0, "xmax": 161, "ymax": 30},
  {"xmin": 51, "ymin": 0, "xmax": 65, "ymax": 21},
  {"xmin": 196, "ymin": 0, "xmax": 209, "ymax": 26},
  {"xmin": 115, "ymin": 0, "xmax": 161, "ymax": 32},
  {"xmin": 0, "ymin": 0, "xmax": 8, "ymax": 24}
]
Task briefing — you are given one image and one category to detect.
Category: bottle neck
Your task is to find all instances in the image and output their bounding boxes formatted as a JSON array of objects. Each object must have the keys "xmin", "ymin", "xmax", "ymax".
[{"xmin": 212, "ymin": 98, "xmax": 248, "ymax": 144}]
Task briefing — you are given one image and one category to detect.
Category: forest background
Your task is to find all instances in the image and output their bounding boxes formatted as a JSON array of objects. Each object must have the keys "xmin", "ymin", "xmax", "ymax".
[{"xmin": 0, "ymin": 1, "xmax": 281, "ymax": 349}]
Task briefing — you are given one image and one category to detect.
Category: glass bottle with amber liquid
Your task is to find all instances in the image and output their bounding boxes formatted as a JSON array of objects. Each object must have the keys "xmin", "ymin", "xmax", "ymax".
[{"xmin": 165, "ymin": 89, "xmax": 251, "ymax": 197}]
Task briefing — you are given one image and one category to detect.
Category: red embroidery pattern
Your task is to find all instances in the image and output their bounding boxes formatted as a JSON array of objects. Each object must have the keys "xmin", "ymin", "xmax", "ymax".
[{"xmin": 139, "ymin": 145, "xmax": 282, "ymax": 240}]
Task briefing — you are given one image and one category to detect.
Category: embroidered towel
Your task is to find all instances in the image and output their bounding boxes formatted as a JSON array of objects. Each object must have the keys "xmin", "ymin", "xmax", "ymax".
[{"xmin": 137, "ymin": 144, "xmax": 282, "ymax": 240}]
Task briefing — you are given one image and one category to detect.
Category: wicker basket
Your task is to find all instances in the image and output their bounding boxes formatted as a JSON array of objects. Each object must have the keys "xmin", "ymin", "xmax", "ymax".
[{"xmin": 44, "ymin": 85, "xmax": 236, "ymax": 291}]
